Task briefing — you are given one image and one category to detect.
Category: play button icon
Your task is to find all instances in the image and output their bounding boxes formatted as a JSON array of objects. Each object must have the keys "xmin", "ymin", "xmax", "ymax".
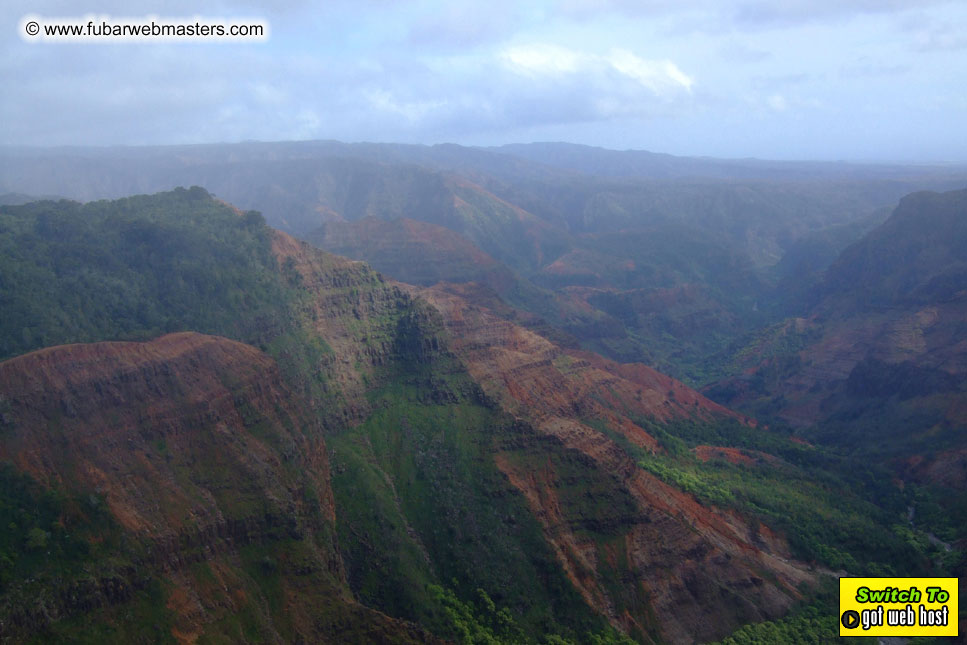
[{"xmin": 841, "ymin": 610, "xmax": 860, "ymax": 630}]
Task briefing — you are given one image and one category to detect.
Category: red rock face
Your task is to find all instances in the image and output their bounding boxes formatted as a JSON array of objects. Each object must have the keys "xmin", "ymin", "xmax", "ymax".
[
  {"xmin": 269, "ymin": 229, "xmax": 422, "ymax": 423},
  {"xmin": 414, "ymin": 282, "xmax": 816, "ymax": 644},
  {"xmin": 0, "ymin": 227, "xmax": 822, "ymax": 643},
  {"xmin": 0, "ymin": 332, "xmax": 334, "ymax": 538},
  {"xmin": 0, "ymin": 332, "xmax": 437, "ymax": 644},
  {"xmin": 726, "ymin": 302, "xmax": 967, "ymax": 428},
  {"xmin": 309, "ymin": 217, "xmax": 505, "ymax": 276}
]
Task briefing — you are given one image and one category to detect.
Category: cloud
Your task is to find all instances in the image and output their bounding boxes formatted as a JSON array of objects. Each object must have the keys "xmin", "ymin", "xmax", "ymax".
[
  {"xmin": 907, "ymin": 20, "xmax": 967, "ymax": 51},
  {"xmin": 500, "ymin": 44, "xmax": 693, "ymax": 97},
  {"xmin": 555, "ymin": 0, "xmax": 686, "ymax": 20},
  {"xmin": 284, "ymin": 44, "xmax": 697, "ymax": 142},
  {"xmin": 718, "ymin": 41, "xmax": 772, "ymax": 63},
  {"xmin": 751, "ymin": 73, "xmax": 810, "ymax": 90},
  {"xmin": 609, "ymin": 49, "xmax": 694, "ymax": 93},
  {"xmin": 552, "ymin": 0, "xmax": 960, "ymax": 31},
  {"xmin": 839, "ymin": 58, "xmax": 908, "ymax": 78},
  {"xmin": 501, "ymin": 43, "xmax": 582, "ymax": 76},
  {"xmin": 733, "ymin": 0, "xmax": 943, "ymax": 25},
  {"xmin": 767, "ymin": 94, "xmax": 787, "ymax": 111},
  {"xmin": 363, "ymin": 88, "xmax": 446, "ymax": 123},
  {"xmin": 406, "ymin": 2, "xmax": 524, "ymax": 49},
  {"xmin": 2, "ymin": 0, "xmax": 964, "ymax": 160}
]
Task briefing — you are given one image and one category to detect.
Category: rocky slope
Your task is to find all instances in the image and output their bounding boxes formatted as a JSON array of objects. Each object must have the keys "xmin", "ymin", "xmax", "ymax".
[
  {"xmin": 411, "ymin": 281, "xmax": 815, "ymax": 643},
  {"xmin": 305, "ymin": 217, "xmax": 517, "ymax": 290},
  {"xmin": 0, "ymin": 332, "xmax": 437, "ymax": 643},
  {"xmin": 276, "ymin": 231, "xmax": 802, "ymax": 643},
  {"xmin": 707, "ymin": 189, "xmax": 967, "ymax": 465},
  {"xmin": 0, "ymin": 191, "xmax": 616, "ymax": 642},
  {"xmin": 1, "ymin": 187, "xmax": 937, "ymax": 643}
]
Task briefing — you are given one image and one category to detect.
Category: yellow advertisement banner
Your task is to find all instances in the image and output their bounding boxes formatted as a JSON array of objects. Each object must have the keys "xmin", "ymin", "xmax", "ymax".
[{"xmin": 839, "ymin": 577, "xmax": 958, "ymax": 637}]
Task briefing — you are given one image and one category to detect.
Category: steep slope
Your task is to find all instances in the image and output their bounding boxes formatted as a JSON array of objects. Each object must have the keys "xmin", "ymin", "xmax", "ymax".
[
  {"xmin": 0, "ymin": 332, "xmax": 436, "ymax": 643},
  {"xmin": 408, "ymin": 282, "xmax": 824, "ymax": 643},
  {"xmin": 270, "ymin": 230, "xmax": 642, "ymax": 641},
  {"xmin": 410, "ymin": 280, "xmax": 944, "ymax": 632},
  {"xmin": 0, "ymin": 188, "xmax": 947, "ymax": 643},
  {"xmin": 709, "ymin": 189, "xmax": 967, "ymax": 452},
  {"xmin": 704, "ymin": 189, "xmax": 967, "ymax": 585},
  {"xmin": 0, "ymin": 190, "xmax": 620, "ymax": 642},
  {"xmin": 304, "ymin": 216, "xmax": 518, "ymax": 290},
  {"xmin": 301, "ymin": 216, "xmax": 619, "ymax": 352},
  {"xmin": 820, "ymin": 188, "xmax": 967, "ymax": 312},
  {"xmin": 6, "ymin": 140, "xmax": 966, "ymax": 389}
]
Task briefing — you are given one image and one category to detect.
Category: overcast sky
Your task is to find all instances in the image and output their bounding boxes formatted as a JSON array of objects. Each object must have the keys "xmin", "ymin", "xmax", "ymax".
[{"xmin": 3, "ymin": 0, "xmax": 966, "ymax": 161}]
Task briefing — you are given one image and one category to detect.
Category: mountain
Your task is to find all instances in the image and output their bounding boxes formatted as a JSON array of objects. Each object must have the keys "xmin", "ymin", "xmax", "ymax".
[
  {"xmin": 408, "ymin": 282, "xmax": 814, "ymax": 643},
  {"xmin": 4, "ymin": 141, "xmax": 966, "ymax": 389},
  {"xmin": 306, "ymin": 217, "xmax": 517, "ymax": 289},
  {"xmin": 494, "ymin": 142, "xmax": 967, "ymax": 182},
  {"xmin": 0, "ymin": 189, "xmax": 607, "ymax": 642},
  {"xmin": 0, "ymin": 188, "xmax": 943, "ymax": 643},
  {"xmin": 705, "ymin": 189, "xmax": 967, "ymax": 573},
  {"xmin": 819, "ymin": 189, "xmax": 967, "ymax": 313},
  {"xmin": 7, "ymin": 139, "xmax": 966, "ymax": 392},
  {"xmin": 407, "ymin": 281, "xmax": 931, "ymax": 576},
  {"xmin": 0, "ymin": 332, "xmax": 436, "ymax": 643},
  {"xmin": 708, "ymin": 189, "xmax": 967, "ymax": 444}
]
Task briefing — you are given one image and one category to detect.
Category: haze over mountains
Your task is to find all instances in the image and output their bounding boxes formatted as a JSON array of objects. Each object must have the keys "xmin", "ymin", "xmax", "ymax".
[
  {"xmin": 5, "ymin": 140, "xmax": 965, "ymax": 381},
  {"xmin": 0, "ymin": 142, "xmax": 965, "ymax": 643}
]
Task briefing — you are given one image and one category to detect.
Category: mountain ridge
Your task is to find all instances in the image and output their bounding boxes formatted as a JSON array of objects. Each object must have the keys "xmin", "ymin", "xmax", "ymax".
[
  {"xmin": 0, "ymin": 331, "xmax": 440, "ymax": 643},
  {"xmin": 1, "ymin": 179, "xmax": 960, "ymax": 642}
]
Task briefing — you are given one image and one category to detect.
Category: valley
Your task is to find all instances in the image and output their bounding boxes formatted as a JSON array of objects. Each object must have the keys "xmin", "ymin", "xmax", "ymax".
[{"xmin": 0, "ymin": 143, "xmax": 964, "ymax": 643}]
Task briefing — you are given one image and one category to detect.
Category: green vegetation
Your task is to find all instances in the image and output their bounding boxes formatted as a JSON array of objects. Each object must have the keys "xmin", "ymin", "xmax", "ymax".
[
  {"xmin": 429, "ymin": 585, "xmax": 527, "ymax": 644},
  {"xmin": 714, "ymin": 576, "xmax": 949, "ymax": 644},
  {"xmin": 712, "ymin": 583, "xmax": 874, "ymax": 645},
  {"xmin": 631, "ymin": 418, "xmax": 949, "ymax": 577},
  {"xmin": 329, "ymin": 352, "xmax": 612, "ymax": 641},
  {"xmin": 0, "ymin": 188, "xmax": 616, "ymax": 642},
  {"xmin": 0, "ymin": 187, "xmax": 289, "ymax": 361},
  {"xmin": 28, "ymin": 579, "xmax": 177, "ymax": 645},
  {"xmin": 2, "ymin": 182, "xmax": 964, "ymax": 643},
  {"xmin": 820, "ymin": 189, "xmax": 967, "ymax": 310},
  {"xmin": 428, "ymin": 585, "xmax": 636, "ymax": 645},
  {"xmin": 0, "ymin": 464, "xmax": 140, "ymax": 592},
  {"xmin": 0, "ymin": 463, "xmax": 175, "ymax": 643}
]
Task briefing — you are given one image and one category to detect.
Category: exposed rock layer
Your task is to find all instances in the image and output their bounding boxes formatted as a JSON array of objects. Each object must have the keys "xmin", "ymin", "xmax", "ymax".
[
  {"xmin": 0, "ymin": 332, "xmax": 438, "ymax": 644},
  {"xmin": 414, "ymin": 281, "xmax": 816, "ymax": 644}
]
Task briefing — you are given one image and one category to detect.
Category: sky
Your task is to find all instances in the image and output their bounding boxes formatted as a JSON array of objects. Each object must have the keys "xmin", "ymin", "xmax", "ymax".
[{"xmin": 2, "ymin": 0, "xmax": 967, "ymax": 162}]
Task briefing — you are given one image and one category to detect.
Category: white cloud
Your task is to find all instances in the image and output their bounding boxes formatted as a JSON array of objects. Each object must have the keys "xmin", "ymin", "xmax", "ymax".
[
  {"xmin": 500, "ymin": 43, "xmax": 693, "ymax": 98},
  {"xmin": 363, "ymin": 89, "xmax": 446, "ymax": 123},
  {"xmin": 608, "ymin": 49, "xmax": 693, "ymax": 93},
  {"xmin": 501, "ymin": 43, "xmax": 582, "ymax": 76},
  {"xmin": 251, "ymin": 82, "xmax": 286, "ymax": 105}
]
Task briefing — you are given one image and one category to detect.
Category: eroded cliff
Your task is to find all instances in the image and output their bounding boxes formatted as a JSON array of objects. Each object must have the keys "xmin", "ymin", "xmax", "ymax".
[
  {"xmin": 0, "ymin": 332, "xmax": 437, "ymax": 643},
  {"xmin": 412, "ymin": 282, "xmax": 817, "ymax": 643}
]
